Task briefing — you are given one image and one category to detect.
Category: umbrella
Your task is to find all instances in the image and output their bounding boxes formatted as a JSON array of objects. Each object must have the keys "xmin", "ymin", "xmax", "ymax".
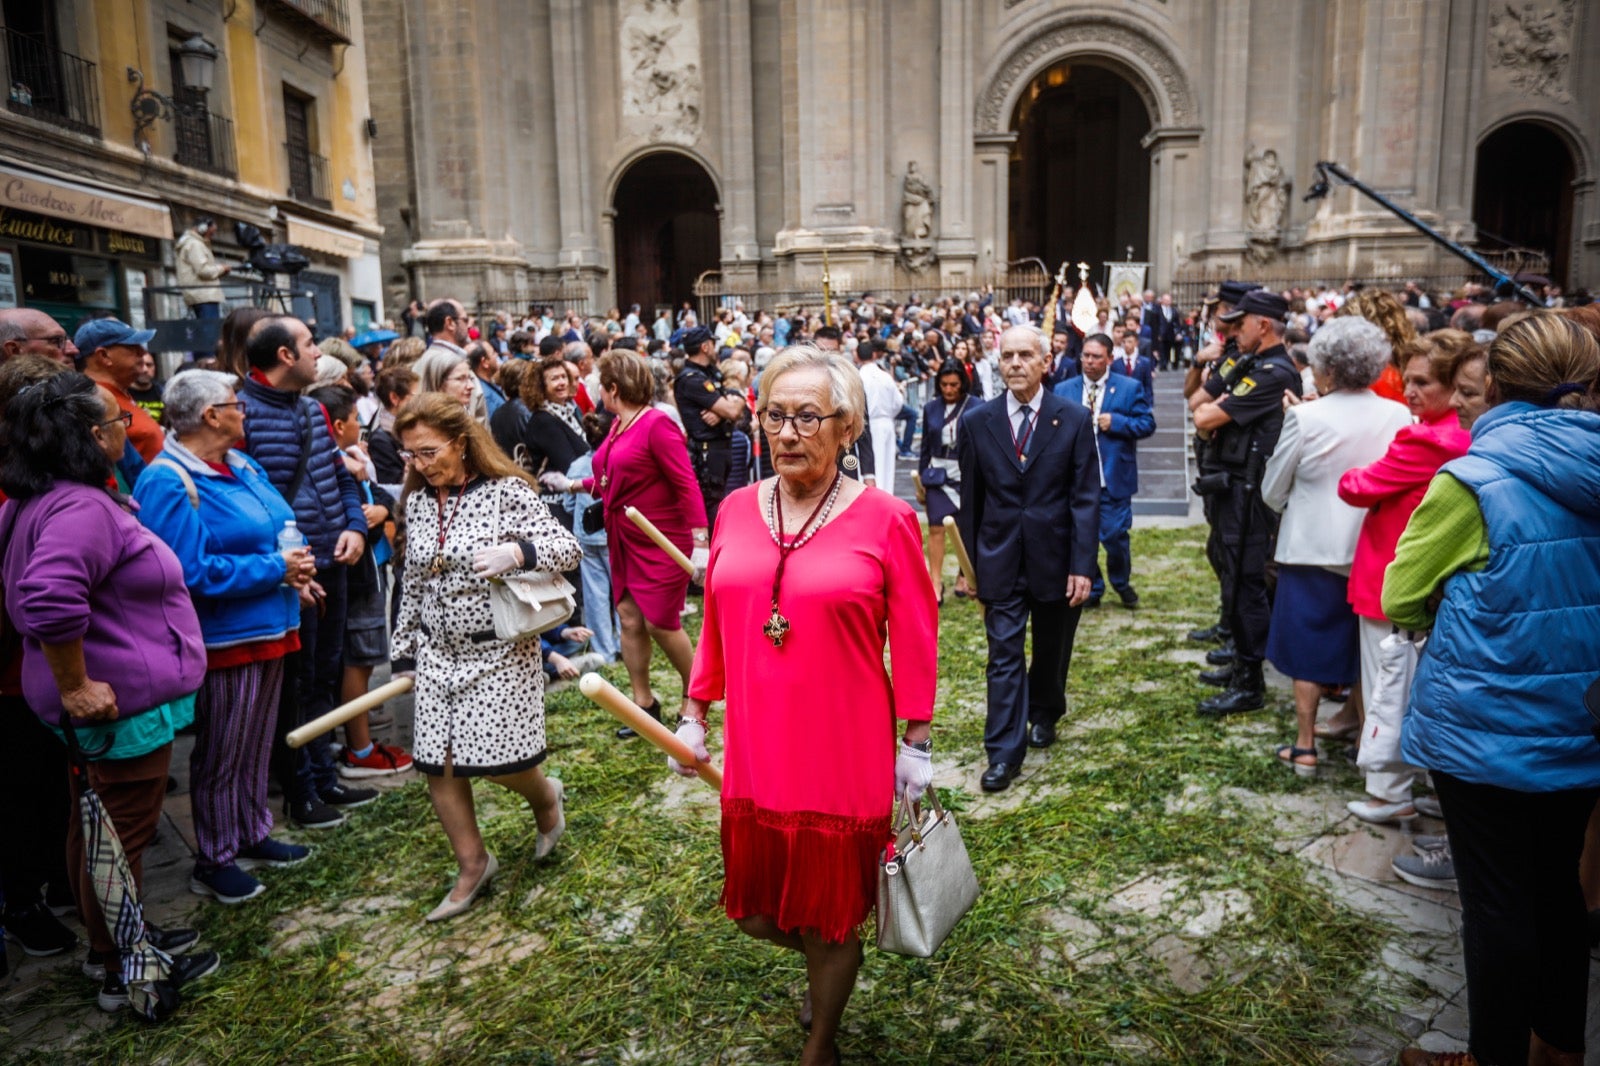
[
  {"xmin": 60, "ymin": 717, "xmax": 179, "ymax": 1022},
  {"xmin": 350, "ymin": 329, "xmax": 399, "ymax": 349},
  {"xmin": 1511, "ymin": 272, "xmax": 1551, "ymax": 287}
]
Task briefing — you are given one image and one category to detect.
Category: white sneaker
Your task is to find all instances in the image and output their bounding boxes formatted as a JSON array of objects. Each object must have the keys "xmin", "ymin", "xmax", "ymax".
[{"xmin": 1346, "ymin": 798, "xmax": 1417, "ymax": 825}]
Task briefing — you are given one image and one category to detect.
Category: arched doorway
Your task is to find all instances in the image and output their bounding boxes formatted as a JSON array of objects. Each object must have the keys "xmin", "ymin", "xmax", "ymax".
[
  {"xmin": 1009, "ymin": 62, "xmax": 1152, "ymax": 273},
  {"xmin": 1473, "ymin": 122, "xmax": 1575, "ymax": 286},
  {"xmin": 612, "ymin": 153, "xmax": 720, "ymax": 316}
]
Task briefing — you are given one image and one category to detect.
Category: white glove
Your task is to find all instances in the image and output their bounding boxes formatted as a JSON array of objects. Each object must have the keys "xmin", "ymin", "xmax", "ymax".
[
  {"xmin": 689, "ymin": 545, "xmax": 709, "ymax": 583},
  {"xmin": 539, "ymin": 471, "xmax": 571, "ymax": 493},
  {"xmin": 668, "ymin": 719, "xmax": 709, "ymax": 777},
  {"xmin": 895, "ymin": 740, "xmax": 933, "ymax": 804},
  {"xmin": 472, "ymin": 543, "xmax": 524, "ymax": 578}
]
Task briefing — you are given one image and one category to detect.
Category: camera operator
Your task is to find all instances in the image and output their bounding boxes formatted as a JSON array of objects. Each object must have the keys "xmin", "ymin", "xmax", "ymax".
[{"xmin": 1188, "ymin": 290, "xmax": 1302, "ymax": 716}]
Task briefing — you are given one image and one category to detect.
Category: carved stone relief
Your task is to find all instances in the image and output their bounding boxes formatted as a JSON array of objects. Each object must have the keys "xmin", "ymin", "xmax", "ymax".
[
  {"xmin": 1487, "ymin": 0, "xmax": 1575, "ymax": 103},
  {"xmin": 1243, "ymin": 145, "xmax": 1289, "ymax": 263},
  {"xmin": 620, "ymin": 0, "xmax": 703, "ymax": 144},
  {"xmin": 974, "ymin": 14, "xmax": 1196, "ymax": 134}
]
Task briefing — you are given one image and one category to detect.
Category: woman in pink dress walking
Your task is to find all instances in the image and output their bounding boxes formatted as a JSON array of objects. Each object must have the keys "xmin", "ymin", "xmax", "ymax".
[
  {"xmin": 546, "ymin": 352, "xmax": 708, "ymax": 737},
  {"xmin": 673, "ymin": 345, "xmax": 940, "ymax": 1065}
]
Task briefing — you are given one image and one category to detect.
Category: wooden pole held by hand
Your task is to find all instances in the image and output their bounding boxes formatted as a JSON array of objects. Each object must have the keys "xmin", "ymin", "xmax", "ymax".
[
  {"xmin": 578, "ymin": 673, "xmax": 722, "ymax": 791},
  {"xmin": 624, "ymin": 506, "xmax": 696, "ymax": 576},
  {"xmin": 943, "ymin": 516, "xmax": 978, "ymax": 598},
  {"xmin": 287, "ymin": 676, "xmax": 415, "ymax": 749}
]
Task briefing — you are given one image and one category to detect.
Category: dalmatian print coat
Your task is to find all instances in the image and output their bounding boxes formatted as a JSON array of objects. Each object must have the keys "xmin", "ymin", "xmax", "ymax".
[{"xmin": 392, "ymin": 475, "xmax": 582, "ymax": 776}]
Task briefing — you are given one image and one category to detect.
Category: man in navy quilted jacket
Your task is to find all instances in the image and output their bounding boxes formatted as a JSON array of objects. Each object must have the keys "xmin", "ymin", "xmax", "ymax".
[{"xmin": 240, "ymin": 315, "xmax": 378, "ymax": 829}]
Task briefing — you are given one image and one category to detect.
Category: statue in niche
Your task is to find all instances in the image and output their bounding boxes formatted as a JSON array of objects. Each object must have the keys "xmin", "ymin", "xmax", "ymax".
[
  {"xmin": 1244, "ymin": 146, "xmax": 1289, "ymax": 262},
  {"xmin": 900, "ymin": 161, "xmax": 935, "ymax": 242},
  {"xmin": 1487, "ymin": 1, "xmax": 1574, "ymax": 102}
]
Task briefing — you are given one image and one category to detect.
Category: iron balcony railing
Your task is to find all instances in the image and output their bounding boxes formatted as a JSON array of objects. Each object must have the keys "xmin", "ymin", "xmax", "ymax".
[
  {"xmin": 260, "ymin": 0, "xmax": 352, "ymax": 45},
  {"xmin": 1, "ymin": 27, "xmax": 101, "ymax": 136},
  {"xmin": 174, "ymin": 104, "xmax": 237, "ymax": 180},
  {"xmin": 285, "ymin": 142, "xmax": 331, "ymax": 208}
]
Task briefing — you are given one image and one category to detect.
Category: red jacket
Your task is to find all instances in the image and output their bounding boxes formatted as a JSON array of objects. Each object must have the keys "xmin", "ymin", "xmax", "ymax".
[{"xmin": 1336, "ymin": 409, "xmax": 1470, "ymax": 619}]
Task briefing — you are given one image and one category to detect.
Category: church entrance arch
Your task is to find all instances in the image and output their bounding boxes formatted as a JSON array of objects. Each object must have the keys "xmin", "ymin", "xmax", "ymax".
[
  {"xmin": 1473, "ymin": 120, "xmax": 1576, "ymax": 287},
  {"xmin": 611, "ymin": 152, "xmax": 721, "ymax": 317},
  {"xmin": 1009, "ymin": 61, "xmax": 1152, "ymax": 275}
]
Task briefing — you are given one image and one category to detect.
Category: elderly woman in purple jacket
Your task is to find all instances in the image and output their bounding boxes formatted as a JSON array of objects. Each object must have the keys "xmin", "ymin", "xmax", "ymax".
[{"xmin": 0, "ymin": 373, "xmax": 217, "ymax": 1012}]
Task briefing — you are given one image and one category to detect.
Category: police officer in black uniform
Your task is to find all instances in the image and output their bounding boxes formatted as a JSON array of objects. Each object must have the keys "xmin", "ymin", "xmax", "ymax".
[
  {"xmin": 674, "ymin": 326, "xmax": 746, "ymax": 532},
  {"xmin": 1184, "ymin": 281, "xmax": 1261, "ymax": 650},
  {"xmin": 1188, "ymin": 290, "xmax": 1302, "ymax": 716}
]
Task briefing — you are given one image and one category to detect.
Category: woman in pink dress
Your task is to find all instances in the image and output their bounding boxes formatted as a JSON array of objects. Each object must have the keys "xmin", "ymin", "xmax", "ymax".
[
  {"xmin": 673, "ymin": 346, "xmax": 939, "ymax": 1066},
  {"xmin": 548, "ymin": 352, "xmax": 707, "ymax": 736}
]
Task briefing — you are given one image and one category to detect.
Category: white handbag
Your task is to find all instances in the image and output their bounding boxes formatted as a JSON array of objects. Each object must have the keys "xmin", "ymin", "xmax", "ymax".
[
  {"xmin": 1357, "ymin": 628, "xmax": 1426, "ymax": 775},
  {"xmin": 488, "ymin": 571, "xmax": 576, "ymax": 641},
  {"xmin": 485, "ymin": 479, "xmax": 576, "ymax": 641},
  {"xmin": 876, "ymin": 788, "xmax": 981, "ymax": 957}
]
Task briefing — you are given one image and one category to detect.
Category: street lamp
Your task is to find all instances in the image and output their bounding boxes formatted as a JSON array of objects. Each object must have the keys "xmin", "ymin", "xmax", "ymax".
[{"xmin": 127, "ymin": 34, "xmax": 220, "ymax": 154}]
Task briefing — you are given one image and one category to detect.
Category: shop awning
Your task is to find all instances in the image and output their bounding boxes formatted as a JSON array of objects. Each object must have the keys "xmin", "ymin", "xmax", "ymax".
[
  {"xmin": 285, "ymin": 215, "xmax": 365, "ymax": 259},
  {"xmin": 0, "ymin": 164, "xmax": 172, "ymax": 240}
]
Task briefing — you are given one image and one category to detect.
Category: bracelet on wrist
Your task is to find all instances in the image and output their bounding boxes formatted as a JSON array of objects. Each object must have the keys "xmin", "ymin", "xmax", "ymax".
[
  {"xmin": 678, "ymin": 715, "xmax": 708, "ymax": 729},
  {"xmin": 902, "ymin": 736, "xmax": 933, "ymax": 753}
]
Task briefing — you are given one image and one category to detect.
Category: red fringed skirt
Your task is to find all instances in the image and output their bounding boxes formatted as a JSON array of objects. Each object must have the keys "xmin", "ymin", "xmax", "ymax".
[{"xmin": 720, "ymin": 797, "xmax": 890, "ymax": 943}]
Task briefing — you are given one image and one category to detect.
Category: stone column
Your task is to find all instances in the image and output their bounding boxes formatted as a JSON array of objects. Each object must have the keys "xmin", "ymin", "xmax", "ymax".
[
  {"xmin": 972, "ymin": 132, "xmax": 1016, "ymax": 280},
  {"xmin": 548, "ymin": 0, "xmax": 603, "ymax": 301},
  {"xmin": 717, "ymin": 0, "xmax": 760, "ymax": 284},
  {"xmin": 1201, "ymin": 0, "xmax": 1251, "ymax": 256},
  {"xmin": 935, "ymin": 0, "xmax": 977, "ymax": 286},
  {"xmin": 1144, "ymin": 126, "xmax": 1204, "ymax": 290}
]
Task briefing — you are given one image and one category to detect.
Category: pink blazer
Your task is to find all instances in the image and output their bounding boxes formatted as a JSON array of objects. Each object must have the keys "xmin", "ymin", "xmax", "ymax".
[{"xmin": 1337, "ymin": 410, "xmax": 1470, "ymax": 619}]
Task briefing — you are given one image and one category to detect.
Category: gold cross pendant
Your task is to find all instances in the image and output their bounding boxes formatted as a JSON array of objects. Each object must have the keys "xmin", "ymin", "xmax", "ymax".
[{"xmin": 763, "ymin": 610, "xmax": 791, "ymax": 648}]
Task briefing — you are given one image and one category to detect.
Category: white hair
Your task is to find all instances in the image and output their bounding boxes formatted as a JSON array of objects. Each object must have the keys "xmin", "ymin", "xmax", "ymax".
[
  {"xmin": 163, "ymin": 369, "xmax": 240, "ymax": 435},
  {"xmin": 1307, "ymin": 316, "xmax": 1391, "ymax": 391}
]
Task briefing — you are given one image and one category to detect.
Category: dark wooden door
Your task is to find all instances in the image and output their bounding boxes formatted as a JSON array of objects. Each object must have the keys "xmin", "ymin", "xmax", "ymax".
[{"xmin": 283, "ymin": 90, "xmax": 312, "ymax": 197}]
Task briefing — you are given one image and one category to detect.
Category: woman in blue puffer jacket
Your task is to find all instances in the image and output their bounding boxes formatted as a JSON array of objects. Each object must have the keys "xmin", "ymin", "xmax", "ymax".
[
  {"xmin": 137, "ymin": 370, "xmax": 319, "ymax": 906},
  {"xmin": 1383, "ymin": 313, "xmax": 1600, "ymax": 1066}
]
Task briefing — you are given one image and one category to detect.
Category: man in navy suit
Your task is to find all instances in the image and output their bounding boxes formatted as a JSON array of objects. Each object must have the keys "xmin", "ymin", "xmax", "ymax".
[
  {"xmin": 1152, "ymin": 293, "xmax": 1180, "ymax": 369},
  {"xmin": 958, "ymin": 326, "xmax": 1099, "ymax": 792},
  {"xmin": 1055, "ymin": 333, "xmax": 1157, "ymax": 608},
  {"xmin": 1111, "ymin": 329, "xmax": 1156, "ymax": 401}
]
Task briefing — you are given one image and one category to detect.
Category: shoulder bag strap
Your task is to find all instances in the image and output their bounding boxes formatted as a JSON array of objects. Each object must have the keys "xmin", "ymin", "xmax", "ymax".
[
  {"xmin": 280, "ymin": 401, "xmax": 315, "ymax": 505},
  {"xmin": 147, "ymin": 458, "xmax": 200, "ymax": 510}
]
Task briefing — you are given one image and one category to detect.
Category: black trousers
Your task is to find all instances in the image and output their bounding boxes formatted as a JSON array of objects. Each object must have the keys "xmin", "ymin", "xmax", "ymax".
[
  {"xmin": 0, "ymin": 695, "xmax": 71, "ymax": 910},
  {"xmin": 272, "ymin": 564, "xmax": 348, "ymax": 803},
  {"xmin": 1434, "ymin": 771, "xmax": 1599, "ymax": 1065},
  {"xmin": 1213, "ymin": 484, "xmax": 1275, "ymax": 664},
  {"xmin": 692, "ymin": 440, "xmax": 731, "ymax": 533},
  {"xmin": 981, "ymin": 582, "xmax": 1082, "ymax": 768}
]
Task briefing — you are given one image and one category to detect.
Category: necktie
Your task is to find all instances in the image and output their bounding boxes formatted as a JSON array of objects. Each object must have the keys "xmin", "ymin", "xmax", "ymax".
[
  {"xmin": 1085, "ymin": 381, "xmax": 1099, "ymax": 414},
  {"xmin": 1014, "ymin": 406, "xmax": 1035, "ymax": 459}
]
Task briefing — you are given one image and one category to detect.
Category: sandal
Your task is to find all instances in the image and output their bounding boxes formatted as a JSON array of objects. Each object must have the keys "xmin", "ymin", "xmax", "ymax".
[{"xmin": 1274, "ymin": 744, "xmax": 1318, "ymax": 777}]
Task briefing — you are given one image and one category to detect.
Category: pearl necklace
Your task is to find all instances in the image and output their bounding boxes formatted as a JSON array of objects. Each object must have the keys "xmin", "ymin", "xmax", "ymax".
[{"xmin": 760, "ymin": 474, "xmax": 843, "ymax": 647}]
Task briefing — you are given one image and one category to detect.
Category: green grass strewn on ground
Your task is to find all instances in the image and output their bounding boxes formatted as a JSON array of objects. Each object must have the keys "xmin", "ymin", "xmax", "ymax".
[{"xmin": 4, "ymin": 527, "xmax": 1403, "ymax": 1064}]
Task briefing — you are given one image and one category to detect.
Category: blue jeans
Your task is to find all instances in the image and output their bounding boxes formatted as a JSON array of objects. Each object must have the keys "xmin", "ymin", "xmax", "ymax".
[
  {"xmin": 579, "ymin": 541, "xmax": 619, "ymax": 662},
  {"xmin": 1090, "ymin": 491, "xmax": 1134, "ymax": 598},
  {"xmin": 895, "ymin": 403, "xmax": 917, "ymax": 454}
]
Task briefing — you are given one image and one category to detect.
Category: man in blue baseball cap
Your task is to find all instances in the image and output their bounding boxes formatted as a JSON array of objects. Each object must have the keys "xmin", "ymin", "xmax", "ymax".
[{"xmin": 75, "ymin": 316, "xmax": 163, "ymax": 462}]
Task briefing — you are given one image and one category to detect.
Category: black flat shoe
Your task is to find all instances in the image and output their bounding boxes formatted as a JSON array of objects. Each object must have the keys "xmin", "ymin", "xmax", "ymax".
[
  {"xmin": 617, "ymin": 698, "xmax": 662, "ymax": 740},
  {"xmin": 1198, "ymin": 665, "xmax": 1234, "ymax": 687},
  {"xmin": 1028, "ymin": 722, "xmax": 1056, "ymax": 749},
  {"xmin": 1205, "ymin": 641, "xmax": 1236, "ymax": 666}
]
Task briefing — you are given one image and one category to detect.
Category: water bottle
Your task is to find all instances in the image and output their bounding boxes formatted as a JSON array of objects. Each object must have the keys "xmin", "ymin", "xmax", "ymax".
[{"xmin": 277, "ymin": 520, "xmax": 307, "ymax": 553}]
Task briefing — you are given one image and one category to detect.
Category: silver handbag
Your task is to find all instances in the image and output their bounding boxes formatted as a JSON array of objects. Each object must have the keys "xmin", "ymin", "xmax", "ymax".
[
  {"xmin": 488, "ymin": 571, "xmax": 576, "ymax": 641},
  {"xmin": 876, "ymin": 788, "xmax": 980, "ymax": 957}
]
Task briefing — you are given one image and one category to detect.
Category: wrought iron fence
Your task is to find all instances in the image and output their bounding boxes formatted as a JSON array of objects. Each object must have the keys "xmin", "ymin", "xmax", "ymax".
[
  {"xmin": 1168, "ymin": 250, "xmax": 1552, "ymax": 316},
  {"xmin": 689, "ymin": 260, "xmax": 1052, "ymax": 327},
  {"xmin": 175, "ymin": 105, "xmax": 237, "ymax": 179},
  {"xmin": 472, "ymin": 285, "xmax": 594, "ymax": 322},
  {"xmin": 1, "ymin": 27, "xmax": 100, "ymax": 136},
  {"xmin": 285, "ymin": 143, "xmax": 331, "ymax": 207}
]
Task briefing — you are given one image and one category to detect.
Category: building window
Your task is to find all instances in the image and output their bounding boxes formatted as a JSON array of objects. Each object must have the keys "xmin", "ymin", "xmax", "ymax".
[
  {"xmin": 168, "ymin": 29, "xmax": 236, "ymax": 179},
  {"xmin": 1, "ymin": 0, "xmax": 101, "ymax": 136},
  {"xmin": 283, "ymin": 88, "xmax": 329, "ymax": 208}
]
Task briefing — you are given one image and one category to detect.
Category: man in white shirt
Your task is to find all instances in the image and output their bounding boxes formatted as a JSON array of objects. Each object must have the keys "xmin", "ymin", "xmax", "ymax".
[{"xmin": 856, "ymin": 339, "xmax": 904, "ymax": 496}]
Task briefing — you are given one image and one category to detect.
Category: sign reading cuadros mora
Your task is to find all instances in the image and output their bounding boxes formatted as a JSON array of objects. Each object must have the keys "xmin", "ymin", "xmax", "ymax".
[{"xmin": 0, "ymin": 164, "xmax": 172, "ymax": 241}]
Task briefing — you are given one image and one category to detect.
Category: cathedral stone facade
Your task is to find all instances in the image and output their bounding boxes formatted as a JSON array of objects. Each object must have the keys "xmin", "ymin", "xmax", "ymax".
[{"xmin": 365, "ymin": 0, "xmax": 1599, "ymax": 312}]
